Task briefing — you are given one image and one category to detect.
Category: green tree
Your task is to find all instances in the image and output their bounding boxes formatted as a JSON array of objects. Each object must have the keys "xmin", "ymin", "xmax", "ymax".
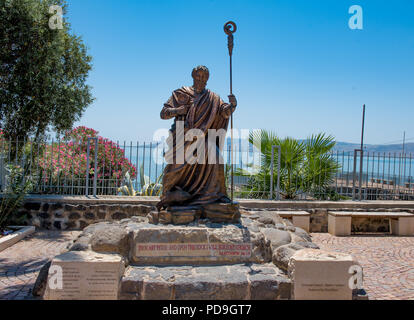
[
  {"xmin": 236, "ymin": 130, "xmax": 341, "ymax": 200},
  {"xmin": 0, "ymin": 0, "xmax": 94, "ymax": 143}
]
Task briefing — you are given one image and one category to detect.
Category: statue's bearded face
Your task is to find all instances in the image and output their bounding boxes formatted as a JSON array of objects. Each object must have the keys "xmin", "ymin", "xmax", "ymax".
[{"xmin": 193, "ymin": 71, "xmax": 208, "ymax": 94}]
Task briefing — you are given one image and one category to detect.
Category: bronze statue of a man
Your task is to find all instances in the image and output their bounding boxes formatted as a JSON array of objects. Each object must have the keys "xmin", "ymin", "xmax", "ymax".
[{"xmin": 157, "ymin": 66, "xmax": 237, "ymax": 212}]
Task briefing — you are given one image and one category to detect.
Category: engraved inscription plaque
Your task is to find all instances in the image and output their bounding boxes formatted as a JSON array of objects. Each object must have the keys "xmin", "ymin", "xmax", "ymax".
[
  {"xmin": 135, "ymin": 242, "xmax": 252, "ymax": 258},
  {"xmin": 45, "ymin": 251, "xmax": 124, "ymax": 300}
]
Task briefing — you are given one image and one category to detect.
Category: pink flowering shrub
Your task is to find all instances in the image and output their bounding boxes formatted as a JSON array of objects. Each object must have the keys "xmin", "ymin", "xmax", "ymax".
[
  {"xmin": 37, "ymin": 126, "xmax": 137, "ymax": 192},
  {"xmin": 0, "ymin": 129, "xmax": 6, "ymax": 149}
]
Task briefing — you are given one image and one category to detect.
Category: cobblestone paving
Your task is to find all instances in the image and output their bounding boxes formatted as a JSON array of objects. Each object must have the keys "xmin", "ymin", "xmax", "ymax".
[
  {"xmin": 0, "ymin": 231, "xmax": 80, "ymax": 300},
  {"xmin": 311, "ymin": 233, "xmax": 414, "ymax": 300}
]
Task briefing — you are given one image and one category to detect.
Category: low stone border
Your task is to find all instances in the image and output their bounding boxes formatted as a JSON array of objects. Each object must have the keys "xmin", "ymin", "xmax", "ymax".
[
  {"xmin": 10, "ymin": 196, "xmax": 414, "ymax": 232},
  {"xmin": 22, "ymin": 202, "xmax": 153, "ymax": 230},
  {"xmin": 0, "ymin": 226, "xmax": 36, "ymax": 252}
]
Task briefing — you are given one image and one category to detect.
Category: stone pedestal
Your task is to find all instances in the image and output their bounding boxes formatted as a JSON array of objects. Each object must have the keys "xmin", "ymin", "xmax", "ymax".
[
  {"xmin": 203, "ymin": 202, "xmax": 241, "ymax": 223},
  {"xmin": 148, "ymin": 202, "xmax": 241, "ymax": 225},
  {"xmin": 328, "ymin": 213, "xmax": 351, "ymax": 236},
  {"xmin": 44, "ymin": 251, "xmax": 124, "ymax": 300},
  {"xmin": 36, "ymin": 211, "xmax": 364, "ymax": 300},
  {"xmin": 120, "ymin": 263, "xmax": 291, "ymax": 300},
  {"xmin": 390, "ymin": 217, "xmax": 414, "ymax": 236},
  {"xmin": 288, "ymin": 249, "xmax": 360, "ymax": 300}
]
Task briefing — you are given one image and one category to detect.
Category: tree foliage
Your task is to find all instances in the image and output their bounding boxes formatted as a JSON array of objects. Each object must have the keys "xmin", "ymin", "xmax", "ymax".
[{"xmin": 0, "ymin": 0, "xmax": 94, "ymax": 142}]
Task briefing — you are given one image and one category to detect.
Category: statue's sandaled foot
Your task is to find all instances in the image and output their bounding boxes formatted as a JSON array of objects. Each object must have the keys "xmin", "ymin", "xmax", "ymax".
[{"xmin": 156, "ymin": 188, "xmax": 192, "ymax": 212}]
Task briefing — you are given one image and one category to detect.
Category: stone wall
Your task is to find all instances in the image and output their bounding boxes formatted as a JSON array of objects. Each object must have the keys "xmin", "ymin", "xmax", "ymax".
[
  {"xmin": 351, "ymin": 217, "xmax": 390, "ymax": 233},
  {"xmin": 19, "ymin": 202, "xmax": 153, "ymax": 230},
  {"xmin": 18, "ymin": 196, "xmax": 414, "ymax": 232}
]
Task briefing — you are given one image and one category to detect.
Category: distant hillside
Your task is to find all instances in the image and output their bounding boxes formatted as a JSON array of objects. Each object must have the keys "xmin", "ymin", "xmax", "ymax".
[
  {"xmin": 224, "ymin": 137, "xmax": 414, "ymax": 154},
  {"xmin": 333, "ymin": 142, "xmax": 414, "ymax": 154}
]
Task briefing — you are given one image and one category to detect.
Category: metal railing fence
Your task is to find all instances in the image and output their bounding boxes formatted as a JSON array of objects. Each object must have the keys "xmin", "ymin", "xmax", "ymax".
[{"xmin": 0, "ymin": 137, "xmax": 413, "ymax": 201}]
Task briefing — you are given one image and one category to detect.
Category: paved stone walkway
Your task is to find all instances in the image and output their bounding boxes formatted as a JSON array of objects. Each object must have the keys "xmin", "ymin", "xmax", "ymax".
[
  {"xmin": 0, "ymin": 231, "xmax": 80, "ymax": 300},
  {"xmin": 311, "ymin": 233, "xmax": 414, "ymax": 300},
  {"xmin": 1, "ymin": 231, "xmax": 413, "ymax": 300}
]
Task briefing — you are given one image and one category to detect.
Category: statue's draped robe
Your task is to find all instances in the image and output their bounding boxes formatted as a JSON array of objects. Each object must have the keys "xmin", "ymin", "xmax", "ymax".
[{"xmin": 159, "ymin": 86, "xmax": 233, "ymax": 207}]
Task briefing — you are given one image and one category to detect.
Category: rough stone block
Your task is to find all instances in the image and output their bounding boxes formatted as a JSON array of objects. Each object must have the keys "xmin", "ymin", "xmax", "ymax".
[
  {"xmin": 249, "ymin": 273, "xmax": 291, "ymax": 300},
  {"xmin": 32, "ymin": 260, "xmax": 52, "ymax": 297},
  {"xmin": 97, "ymin": 210, "xmax": 107, "ymax": 220},
  {"xmin": 144, "ymin": 279, "xmax": 173, "ymax": 300},
  {"xmin": 69, "ymin": 212, "xmax": 81, "ymax": 220},
  {"xmin": 84, "ymin": 212, "xmax": 96, "ymax": 220},
  {"xmin": 172, "ymin": 210, "xmax": 196, "ymax": 225},
  {"xmin": 294, "ymin": 227, "xmax": 312, "ymax": 242},
  {"xmin": 173, "ymin": 277, "xmax": 223, "ymax": 300},
  {"xmin": 272, "ymin": 243, "xmax": 303, "ymax": 271},
  {"xmin": 112, "ymin": 212, "xmax": 127, "ymax": 220},
  {"xmin": 90, "ymin": 225, "xmax": 129, "ymax": 257},
  {"xmin": 203, "ymin": 202, "xmax": 241, "ymax": 223},
  {"xmin": 260, "ymin": 228, "xmax": 291, "ymax": 251},
  {"xmin": 119, "ymin": 264, "xmax": 290, "ymax": 300}
]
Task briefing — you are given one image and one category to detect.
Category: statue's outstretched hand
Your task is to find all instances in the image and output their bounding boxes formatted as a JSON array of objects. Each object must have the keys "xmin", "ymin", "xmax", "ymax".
[{"xmin": 221, "ymin": 97, "xmax": 237, "ymax": 119}]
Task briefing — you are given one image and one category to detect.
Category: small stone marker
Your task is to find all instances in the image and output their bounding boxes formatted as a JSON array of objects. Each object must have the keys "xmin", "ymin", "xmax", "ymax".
[
  {"xmin": 288, "ymin": 249, "xmax": 360, "ymax": 300},
  {"xmin": 44, "ymin": 251, "xmax": 124, "ymax": 300}
]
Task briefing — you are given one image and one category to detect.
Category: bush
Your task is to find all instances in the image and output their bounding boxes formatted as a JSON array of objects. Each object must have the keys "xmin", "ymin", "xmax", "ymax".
[
  {"xmin": 235, "ymin": 130, "xmax": 341, "ymax": 200},
  {"xmin": 0, "ymin": 165, "xmax": 33, "ymax": 230},
  {"xmin": 35, "ymin": 126, "xmax": 137, "ymax": 193}
]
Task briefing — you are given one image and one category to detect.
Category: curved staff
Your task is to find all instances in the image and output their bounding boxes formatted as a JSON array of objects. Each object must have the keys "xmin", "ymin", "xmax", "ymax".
[{"xmin": 224, "ymin": 21, "xmax": 237, "ymax": 202}]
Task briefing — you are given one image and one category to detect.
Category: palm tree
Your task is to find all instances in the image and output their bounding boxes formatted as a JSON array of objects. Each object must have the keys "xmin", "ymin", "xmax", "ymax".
[
  {"xmin": 235, "ymin": 130, "xmax": 341, "ymax": 199},
  {"xmin": 301, "ymin": 133, "xmax": 340, "ymax": 196}
]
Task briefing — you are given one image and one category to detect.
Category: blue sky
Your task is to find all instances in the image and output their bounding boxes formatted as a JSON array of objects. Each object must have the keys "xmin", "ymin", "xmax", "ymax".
[{"xmin": 67, "ymin": 0, "xmax": 414, "ymax": 145}]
